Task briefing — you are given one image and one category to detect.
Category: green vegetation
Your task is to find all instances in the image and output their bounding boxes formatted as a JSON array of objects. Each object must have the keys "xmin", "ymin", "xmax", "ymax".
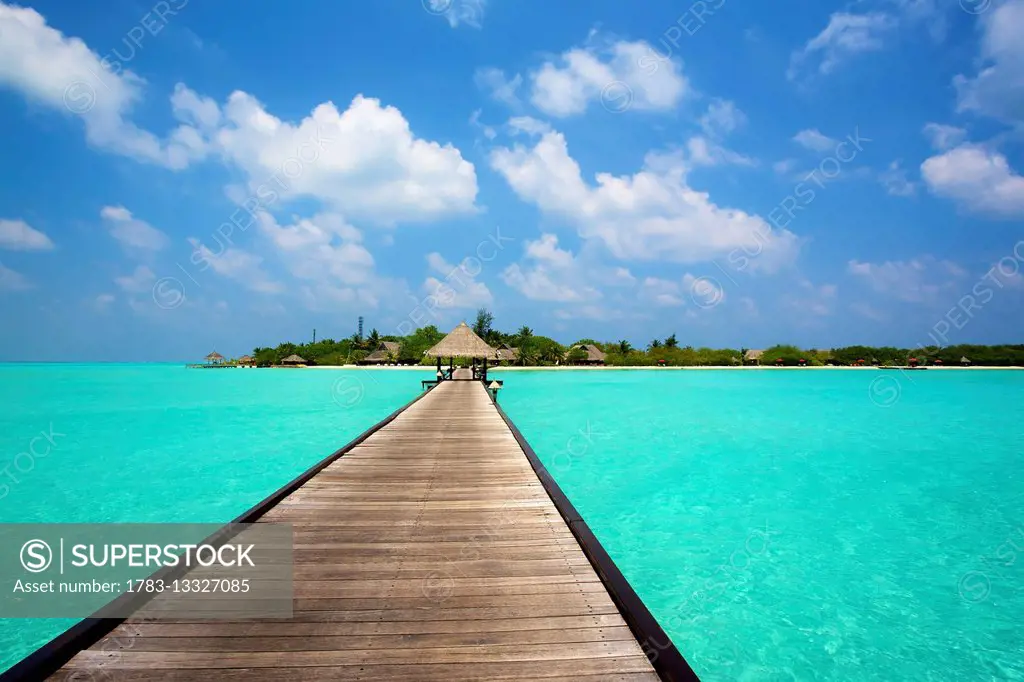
[{"xmin": 247, "ymin": 309, "xmax": 1024, "ymax": 367}]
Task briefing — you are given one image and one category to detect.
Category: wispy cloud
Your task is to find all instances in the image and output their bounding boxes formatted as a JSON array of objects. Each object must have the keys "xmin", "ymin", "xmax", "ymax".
[
  {"xmin": 0, "ymin": 218, "xmax": 54, "ymax": 251},
  {"xmin": 788, "ymin": 12, "xmax": 897, "ymax": 80}
]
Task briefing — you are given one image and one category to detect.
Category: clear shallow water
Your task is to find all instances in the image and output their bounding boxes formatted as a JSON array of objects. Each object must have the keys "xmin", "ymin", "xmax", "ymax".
[
  {"xmin": 0, "ymin": 363, "xmax": 426, "ymax": 672},
  {"xmin": 4, "ymin": 366, "xmax": 1023, "ymax": 679},
  {"xmin": 498, "ymin": 369, "xmax": 1024, "ymax": 681}
]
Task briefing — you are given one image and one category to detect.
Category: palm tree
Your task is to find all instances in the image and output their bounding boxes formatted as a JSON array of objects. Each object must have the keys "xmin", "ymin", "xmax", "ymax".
[
  {"xmin": 516, "ymin": 326, "xmax": 535, "ymax": 366},
  {"xmin": 650, "ymin": 339, "xmax": 662, "ymax": 350},
  {"xmin": 665, "ymin": 334, "xmax": 678, "ymax": 349},
  {"xmin": 517, "ymin": 344, "xmax": 539, "ymax": 366},
  {"xmin": 617, "ymin": 340, "xmax": 632, "ymax": 354},
  {"xmin": 367, "ymin": 328, "xmax": 381, "ymax": 350},
  {"xmin": 539, "ymin": 343, "xmax": 564, "ymax": 365}
]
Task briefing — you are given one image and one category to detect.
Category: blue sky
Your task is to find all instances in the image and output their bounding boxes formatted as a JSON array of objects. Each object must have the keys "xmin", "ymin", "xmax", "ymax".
[{"xmin": 0, "ymin": 0, "xmax": 1022, "ymax": 361}]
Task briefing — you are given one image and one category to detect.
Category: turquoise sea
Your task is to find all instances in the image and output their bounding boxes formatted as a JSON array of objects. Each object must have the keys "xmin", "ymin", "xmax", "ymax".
[
  {"xmin": 0, "ymin": 363, "xmax": 426, "ymax": 671},
  {"xmin": 498, "ymin": 369, "xmax": 1024, "ymax": 681},
  {"xmin": 1, "ymin": 365, "xmax": 1022, "ymax": 680}
]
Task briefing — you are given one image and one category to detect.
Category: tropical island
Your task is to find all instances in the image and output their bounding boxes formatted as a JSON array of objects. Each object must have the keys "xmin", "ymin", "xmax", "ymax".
[{"xmin": 208, "ymin": 309, "xmax": 1024, "ymax": 368}]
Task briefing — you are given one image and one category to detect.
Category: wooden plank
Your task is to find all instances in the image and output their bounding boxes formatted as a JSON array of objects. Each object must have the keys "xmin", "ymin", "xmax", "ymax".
[
  {"xmin": 42, "ymin": 380, "xmax": 665, "ymax": 681},
  {"xmin": 84, "ymin": 626, "xmax": 639, "ymax": 652},
  {"xmin": 65, "ymin": 640, "xmax": 648, "ymax": 667},
  {"xmin": 289, "ymin": 580, "xmax": 607, "ymax": 599},
  {"xmin": 51, "ymin": 659, "xmax": 659, "ymax": 681},
  {"xmin": 106, "ymin": 614, "xmax": 630, "ymax": 638}
]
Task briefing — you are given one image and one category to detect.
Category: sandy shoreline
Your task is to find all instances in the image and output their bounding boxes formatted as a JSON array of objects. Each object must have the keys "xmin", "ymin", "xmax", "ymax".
[{"xmin": 301, "ymin": 365, "xmax": 1023, "ymax": 371}]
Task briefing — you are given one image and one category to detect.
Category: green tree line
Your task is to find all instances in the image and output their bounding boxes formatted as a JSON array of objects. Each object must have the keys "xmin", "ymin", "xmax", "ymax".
[{"xmin": 246, "ymin": 309, "xmax": 1024, "ymax": 367}]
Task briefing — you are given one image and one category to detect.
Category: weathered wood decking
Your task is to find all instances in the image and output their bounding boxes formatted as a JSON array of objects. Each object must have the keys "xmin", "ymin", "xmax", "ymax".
[{"xmin": 22, "ymin": 380, "xmax": 694, "ymax": 681}]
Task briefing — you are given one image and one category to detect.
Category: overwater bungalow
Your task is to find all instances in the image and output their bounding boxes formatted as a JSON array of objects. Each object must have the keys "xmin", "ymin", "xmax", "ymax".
[
  {"xmin": 744, "ymin": 349, "xmax": 764, "ymax": 365},
  {"xmin": 359, "ymin": 341, "xmax": 400, "ymax": 365},
  {"xmin": 237, "ymin": 354, "xmax": 256, "ymax": 367},
  {"xmin": 569, "ymin": 344, "xmax": 606, "ymax": 366},
  {"xmin": 205, "ymin": 351, "xmax": 226, "ymax": 366},
  {"xmin": 280, "ymin": 354, "xmax": 308, "ymax": 367}
]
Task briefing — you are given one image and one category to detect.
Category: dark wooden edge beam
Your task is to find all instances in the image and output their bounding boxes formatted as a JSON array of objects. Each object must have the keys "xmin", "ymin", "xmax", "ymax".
[
  {"xmin": 492, "ymin": 397, "xmax": 702, "ymax": 682},
  {"xmin": 1, "ymin": 386, "xmax": 434, "ymax": 682}
]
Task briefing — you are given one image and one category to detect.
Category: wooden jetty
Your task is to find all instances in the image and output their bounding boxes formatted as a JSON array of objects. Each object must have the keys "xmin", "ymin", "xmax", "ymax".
[{"xmin": 9, "ymin": 379, "xmax": 697, "ymax": 681}]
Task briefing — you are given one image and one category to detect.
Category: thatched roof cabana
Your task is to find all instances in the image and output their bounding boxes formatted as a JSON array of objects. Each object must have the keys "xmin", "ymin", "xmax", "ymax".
[
  {"xmin": 281, "ymin": 354, "xmax": 307, "ymax": 366},
  {"xmin": 961, "ymin": 355, "xmax": 971, "ymax": 366},
  {"xmin": 425, "ymin": 322, "xmax": 498, "ymax": 360},
  {"xmin": 238, "ymin": 355, "xmax": 255, "ymax": 366},
  {"xmin": 570, "ymin": 344, "xmax": 606, "ymax": 365},
  {"xmin": 744, "ymin": 349, "xmax": 764, "ymax": 364},
  {"xmin": 360, "ymin": 341, "xmax": 401, "ymax": 365},
  {"xmin": 205, "ymin": 351, "xmax": 226, "ymax": 364},
  {"xmin": 495, "ymin": 343, "xmax": 519, "ymax": 364}
]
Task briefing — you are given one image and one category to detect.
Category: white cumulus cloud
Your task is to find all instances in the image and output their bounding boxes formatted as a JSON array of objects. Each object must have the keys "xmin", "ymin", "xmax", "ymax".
[
  {"xmin": 530, "ymin": 39, "xmax": 688, "ymax": 117},
  {"xmin": 921, "ymin": 144, "xmax": 1024, "ymax": 217},
  {"xmin": 490, "ymin": 129, "xmax": 798, "ymax": 267},
  {"xmin": 0, "ymin": 3, "xmax": 208, "ymax": 169}
]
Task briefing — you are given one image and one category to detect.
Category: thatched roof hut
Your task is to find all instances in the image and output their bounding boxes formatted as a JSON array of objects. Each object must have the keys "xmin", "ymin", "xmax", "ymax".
[
  {"xmin": 495, "ymin": 343, "xmax": 519, "ymax": 364},
  {"xmin": 281, "ymin": 354, "xmax": 307, "ymax": 366},
  {"xmin": 238, "ymin": 354, "xmax": 255, "ymax": 366},
  {"xmin": 360, "ymin": 341, "xmax": 401, "ymax": 365},
  {"xmin": 425, "ymin": 322, "xmax": 498, "ymax": 359},
  {"xmin": 961, "ymin": 355, "xmax": 971, "ymax": 366},
  {"xmin": 570, "ymin": 344, "xmax": 606, "ymax": 365},
  {"xmin": 205, "ymin": 351, "xmax": 226, "ymax": 364},
  {"xmin": 744, "ymin": 349, "xmax": 764, "ymax": 364}
]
